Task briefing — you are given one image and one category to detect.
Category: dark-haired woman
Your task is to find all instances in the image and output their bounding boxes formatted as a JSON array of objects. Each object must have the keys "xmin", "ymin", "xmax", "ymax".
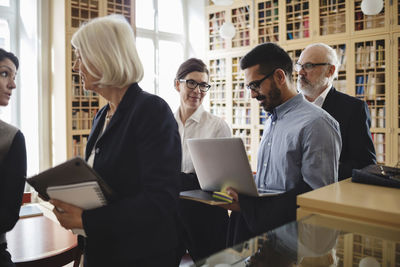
[
  {"xmin": 0, "ymin": 49, "xmax": 26, "ymax": 267},
  {"xmin": 174, "ymin": 58, "xmax": 231, "ymax": 262}
]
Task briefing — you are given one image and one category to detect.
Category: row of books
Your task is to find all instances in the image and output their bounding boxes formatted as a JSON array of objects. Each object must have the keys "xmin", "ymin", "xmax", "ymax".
[
  {"xmin": 370, "ymin": 107, "xmax": 385, "ymax": 128},
  {"xmin": 332, "ymin": 80, "xmax": 346, "ymax": 93},
  {"xmin": 233, "ymin": 107, "xmax": 251, "ymax": 125},
  {"xmin": 355, "ymin": 72, "xmax": 384, "ymax": 97},
  {"xmin": 209, "ymin": 90, "xmax": 226, "ymax": 101},
  {"xmin": 72, "ymin": 82, "xmax": 98, "ymax": 98},
  {"xmin": 320, "ymin": 13, "xmax": 345, "ymax": 35},
  {"xmin": 232, "ymin": 14, "xmax": 249, "ymax": 31},
  {"xmin": 233, "ymin": 129, "xmax": 251, "ymax": 161},
  {"xmin": 287, "ymin": 17, "xmax": 309, "ymax": 40},
  {"xmin": 258, "ymin": 26, "xmax": 279, "ymax": 43},
  {"xmin": 371, "ymin": 133, "xmax": 385, "ymax": 163},
  {"xmin": 335, "ymin": 45, "xmax": 346, "ymax": 71},
  {"xmin": 72, "ymin": 109, "xmax": 98, "ymax": 130},
  {"xmin": 232, "ymin": 86, "xmax": 251, "ymax": 101},
  {"xmin": 210, "ymin": 105, "xmax": 226, "ymax": 120},
  {"xmin": 355, "ymin": 11, "xmax": 384, "ymax": 31},
  {"xmin": 233, "ymin": 39, "xmax": 250, "ymax": 48},
  {"xmin": 209, "ymin": 59, "xmax": 226, "ymax": 77},
  {"xmin": 355, "ymin": 44, "xmax": 385, "ymax": 69},
  {"xmin": 72, "ymin": 135, "xmax": 88, "ymax": 157}
]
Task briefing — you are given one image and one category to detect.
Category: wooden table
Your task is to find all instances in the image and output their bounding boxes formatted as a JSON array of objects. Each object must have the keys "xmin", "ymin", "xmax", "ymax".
[
  {"xmin": 297, "ymin": 178, "xmax": 400, "ymax": 228},
  {"xmin": 7, "ymin": 214, "xmax": 80, "ymax": 267}
]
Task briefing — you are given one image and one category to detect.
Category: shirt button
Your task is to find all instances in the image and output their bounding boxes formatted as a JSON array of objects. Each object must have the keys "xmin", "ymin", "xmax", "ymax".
[
  {"xmin": 263, "ymin": 163, "xmax": 267, "ymax": 167},
  {"xmin": 267, "ymin": 142, "xmax": 271, "ymax": 146},
  {"xmin": 95, "ymin": 148, "xmax": 100, "ymax": 154},
  {"xmin": 272, "ymin": 122, "xmax": 275, "ymax": 125}
]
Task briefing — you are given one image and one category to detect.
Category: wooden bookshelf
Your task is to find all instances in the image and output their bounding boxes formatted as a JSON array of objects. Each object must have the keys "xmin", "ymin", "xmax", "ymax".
[
  {"xmin": 206, "ymin": 0, "xmax": 400, "ymax": 168},
  {"xmin": 319, "ymin": 0, "xmax": 346, "ymax": 36},
  {"xmin": 285, "ymin": 0, "xmax": 310, "ymax": 41},
  {"xmin": 395, "ymin": 33, "xmax": 400, "ymax": 167},
  {"xmin": 256, "ymin": 0, "xmax": 279, "ymax": 43},
  {"xmin": 64, "ymin": 0, "xmax": 134, "ymax": 159},
  {"xmin": 354, "ymin": 0, "xmax": 387, "ymax": 33}
]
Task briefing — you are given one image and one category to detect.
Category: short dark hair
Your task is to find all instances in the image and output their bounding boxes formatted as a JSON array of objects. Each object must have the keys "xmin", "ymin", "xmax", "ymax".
[
  {"xmin": 240, "ymin": 43, "xmax": 293, "ymax": 82},
  {"xmin": 175, "ymin": 58, "xmax": 209, "ymax": 80},
  {"xmin": 0, "ymin": 48, "xmax": 19, "ymax": 70}
]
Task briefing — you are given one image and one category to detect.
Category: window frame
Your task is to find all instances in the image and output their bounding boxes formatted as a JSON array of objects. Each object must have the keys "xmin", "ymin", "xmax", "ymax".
[{"xmin": 135, "ymin": 0, "xmax": 188, "ymax": 95}]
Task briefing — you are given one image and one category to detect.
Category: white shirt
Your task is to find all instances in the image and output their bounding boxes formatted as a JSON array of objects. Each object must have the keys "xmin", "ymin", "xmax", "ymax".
[
  {"xmin": 174, "ymin": 105, "xmax": 231, "ymax": 173},
  {"xmin": 312, "ymin": 84, "xmax": 332, "ymax": 107}
]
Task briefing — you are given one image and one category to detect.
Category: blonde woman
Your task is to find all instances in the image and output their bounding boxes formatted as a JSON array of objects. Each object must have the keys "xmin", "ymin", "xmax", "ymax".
[{"xmin": 50, "ymin": 15, "xmax": 181, "ymax": 266}]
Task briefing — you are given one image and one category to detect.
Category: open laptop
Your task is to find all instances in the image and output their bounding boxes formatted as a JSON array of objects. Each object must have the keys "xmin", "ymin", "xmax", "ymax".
[{"xmin": 187, "ymin": 137, "xmax": 284, "ymax": 197}]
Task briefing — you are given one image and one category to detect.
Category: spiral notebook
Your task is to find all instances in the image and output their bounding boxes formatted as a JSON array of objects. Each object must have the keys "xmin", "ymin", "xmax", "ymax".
[
  {"xmin": 26, "ymin": 157, "xmax": 114, "ymax": 201},
  {"xmin": 47, "ymin": 181, "xmax": 107, "ymax": 237}
]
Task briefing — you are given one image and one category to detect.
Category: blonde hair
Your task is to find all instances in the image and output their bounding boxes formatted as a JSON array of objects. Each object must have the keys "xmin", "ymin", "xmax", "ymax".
[{"xmin": 71, "ymin": 14, "xmax": 143, "ymax": 88}]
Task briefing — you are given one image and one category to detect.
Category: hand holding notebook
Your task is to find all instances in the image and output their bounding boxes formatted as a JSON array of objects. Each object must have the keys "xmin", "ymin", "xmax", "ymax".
[
  {"xmin": 47, "ymin": 181, "xmax": 107, "ymax": 236},
  {"xmin": 26, "ymin": 157, "xmax": 114, "ymax": 236}
]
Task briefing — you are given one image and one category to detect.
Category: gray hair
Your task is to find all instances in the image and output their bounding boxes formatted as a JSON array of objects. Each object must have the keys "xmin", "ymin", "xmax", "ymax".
[
  {"xmin": 71, "ymin": 14, "xmax": 143, "ymax": 88},
  {"xmin": 304, "ymin": 43, "xmax": 339, "ymax": 80}
]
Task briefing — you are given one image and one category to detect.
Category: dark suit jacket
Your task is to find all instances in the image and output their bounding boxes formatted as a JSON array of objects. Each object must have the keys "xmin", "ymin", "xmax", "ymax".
[
  {"xmin": 322, "ymin": 87, "xmax": 376, "ymax": 180},
  {"xmin": 81, "ymin": 83, "xmax": 181, "ymax": 266}
]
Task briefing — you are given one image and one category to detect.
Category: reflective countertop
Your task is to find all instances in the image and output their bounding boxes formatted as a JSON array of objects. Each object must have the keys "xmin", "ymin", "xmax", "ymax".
[{"xmin": 193, "ymin": 214, "xmax": 400, "ymax": 267}]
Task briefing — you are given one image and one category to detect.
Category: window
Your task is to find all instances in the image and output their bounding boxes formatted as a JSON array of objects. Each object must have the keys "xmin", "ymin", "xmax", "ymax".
[
  {"xmin": 0, "ymin": 0, "xmax": 40, "ymax": 176},
  {"xmin": 0, "ymin": 2, "xmax": 15, "ymax": 124},
  {"xmin": 135, "ymin": 0, "xmax": 187, "ymax": 112}
]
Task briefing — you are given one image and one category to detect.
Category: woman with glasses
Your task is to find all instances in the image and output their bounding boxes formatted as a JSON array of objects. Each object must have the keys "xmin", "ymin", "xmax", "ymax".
[
  {"xmin": 174, "ymin": 58, "xmax": 231, "ymax": 262},
  {"xmin": 0, "ymin": 49, "xmax": 26, "ymax": 267}
]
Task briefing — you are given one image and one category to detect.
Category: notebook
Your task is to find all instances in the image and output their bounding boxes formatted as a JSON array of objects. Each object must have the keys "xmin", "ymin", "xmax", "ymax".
[
  {"xmin": 26, "ymin": 157, "xmax": 113, "ymax": 201},
  {"xmin": 186, "ymin": 137, "xmax": 284, "ymax": 197},
  {"xmin": 19, "ymin": 204, "xmax": 44, "ymax": 218},
  {"xmin": 47, "ymin": 181, "xmax": 107, "ymax": 236}
]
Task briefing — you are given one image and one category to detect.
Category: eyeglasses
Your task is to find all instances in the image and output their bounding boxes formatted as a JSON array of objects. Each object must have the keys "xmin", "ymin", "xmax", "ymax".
[
  {"xmin": 246, "ymin": 69, "xmax": 276, "ymax": 91},
  {"xmin": 179, "ymin": 79, "xmax": 211, "ymax": 92},
  {"xmin": 294, "ymin": 62, "xmax": 331, "ymax": 72}
]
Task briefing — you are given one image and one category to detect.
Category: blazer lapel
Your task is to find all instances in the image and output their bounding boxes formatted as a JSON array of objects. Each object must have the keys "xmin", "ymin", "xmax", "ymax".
[
  {"xmin": 321, "ymin": 87, "xmax": 337, "ymax": 113},
  {"xmin": 85, "ymin": 107, "xmax": 107, "ymax": 160},
  {"xmin": 94, "ymin": 83, "xmax": 142, "ymax": 144}
]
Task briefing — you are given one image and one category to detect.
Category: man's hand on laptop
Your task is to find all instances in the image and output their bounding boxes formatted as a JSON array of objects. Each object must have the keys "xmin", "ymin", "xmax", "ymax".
[{"xmin": 218, "ymin": 187, "xmax": 240, "ymax": 211}]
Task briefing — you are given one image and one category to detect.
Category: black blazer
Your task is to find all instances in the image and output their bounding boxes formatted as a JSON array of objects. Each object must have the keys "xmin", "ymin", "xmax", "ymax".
[
  {"xmin": 322, "ymin": 87, "xmax": 376, "ymax": 180},
  {"xmin": 81, "ymin": 83, "xmax": 181, "ymax": 266}
]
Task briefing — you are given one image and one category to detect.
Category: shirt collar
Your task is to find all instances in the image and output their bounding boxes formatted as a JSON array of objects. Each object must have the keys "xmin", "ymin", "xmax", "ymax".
[
  {"xmin": 272, "ymin": 93, "xmax": 304, "ymax": 121},
  {"xmin": 175, "ymin": 105, "xmax": 205, "ymax": 124},
  {"xmin": 312, "ymin": 84, "xmax": 332, "ymax": 108}
]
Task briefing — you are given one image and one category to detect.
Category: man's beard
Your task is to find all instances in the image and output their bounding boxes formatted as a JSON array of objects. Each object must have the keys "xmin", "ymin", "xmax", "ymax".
[
  {"xmin": 259, "ymin": 82, "xmax": 282, "ymax": 112},
  {"xmin": 297, "ymin": 75, "xmax": 329, "ymax": 100}
]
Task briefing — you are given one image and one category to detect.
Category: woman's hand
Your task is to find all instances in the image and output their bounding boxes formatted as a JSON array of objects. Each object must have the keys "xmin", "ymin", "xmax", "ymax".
[{"xmin": 50, "ymin": 199, "xmax": 83, "ymax": 230}]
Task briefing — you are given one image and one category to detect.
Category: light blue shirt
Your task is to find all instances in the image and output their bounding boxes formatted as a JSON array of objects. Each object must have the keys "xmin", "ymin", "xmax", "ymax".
[{"xmin": 255, "ymin": 94, "xmax": 341, "ymax": 191}]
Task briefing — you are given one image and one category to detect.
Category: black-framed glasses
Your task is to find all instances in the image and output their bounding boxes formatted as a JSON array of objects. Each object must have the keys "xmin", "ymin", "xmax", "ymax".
[
  {"xmin": 294, "ymin": 62, "xmax": 331, "ymax": 72},
  {"xmin": 179, "ymin": 79, "xmax": 211, "ymax": 92},
  {"xmin": 246, "ymin": 69, "xmax": 276, "ymax": 91}
]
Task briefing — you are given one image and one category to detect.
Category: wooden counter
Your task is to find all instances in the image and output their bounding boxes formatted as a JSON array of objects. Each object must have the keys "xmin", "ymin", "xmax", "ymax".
[{"xmin": 297, "ymin": 178, "xmax": 400, "ymax": 228}]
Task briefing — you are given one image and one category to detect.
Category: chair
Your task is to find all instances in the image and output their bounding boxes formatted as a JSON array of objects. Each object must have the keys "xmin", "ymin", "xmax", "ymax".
[{"xmin": 15, "ymin": 246, "xmax": 82, "ymax": 267}]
